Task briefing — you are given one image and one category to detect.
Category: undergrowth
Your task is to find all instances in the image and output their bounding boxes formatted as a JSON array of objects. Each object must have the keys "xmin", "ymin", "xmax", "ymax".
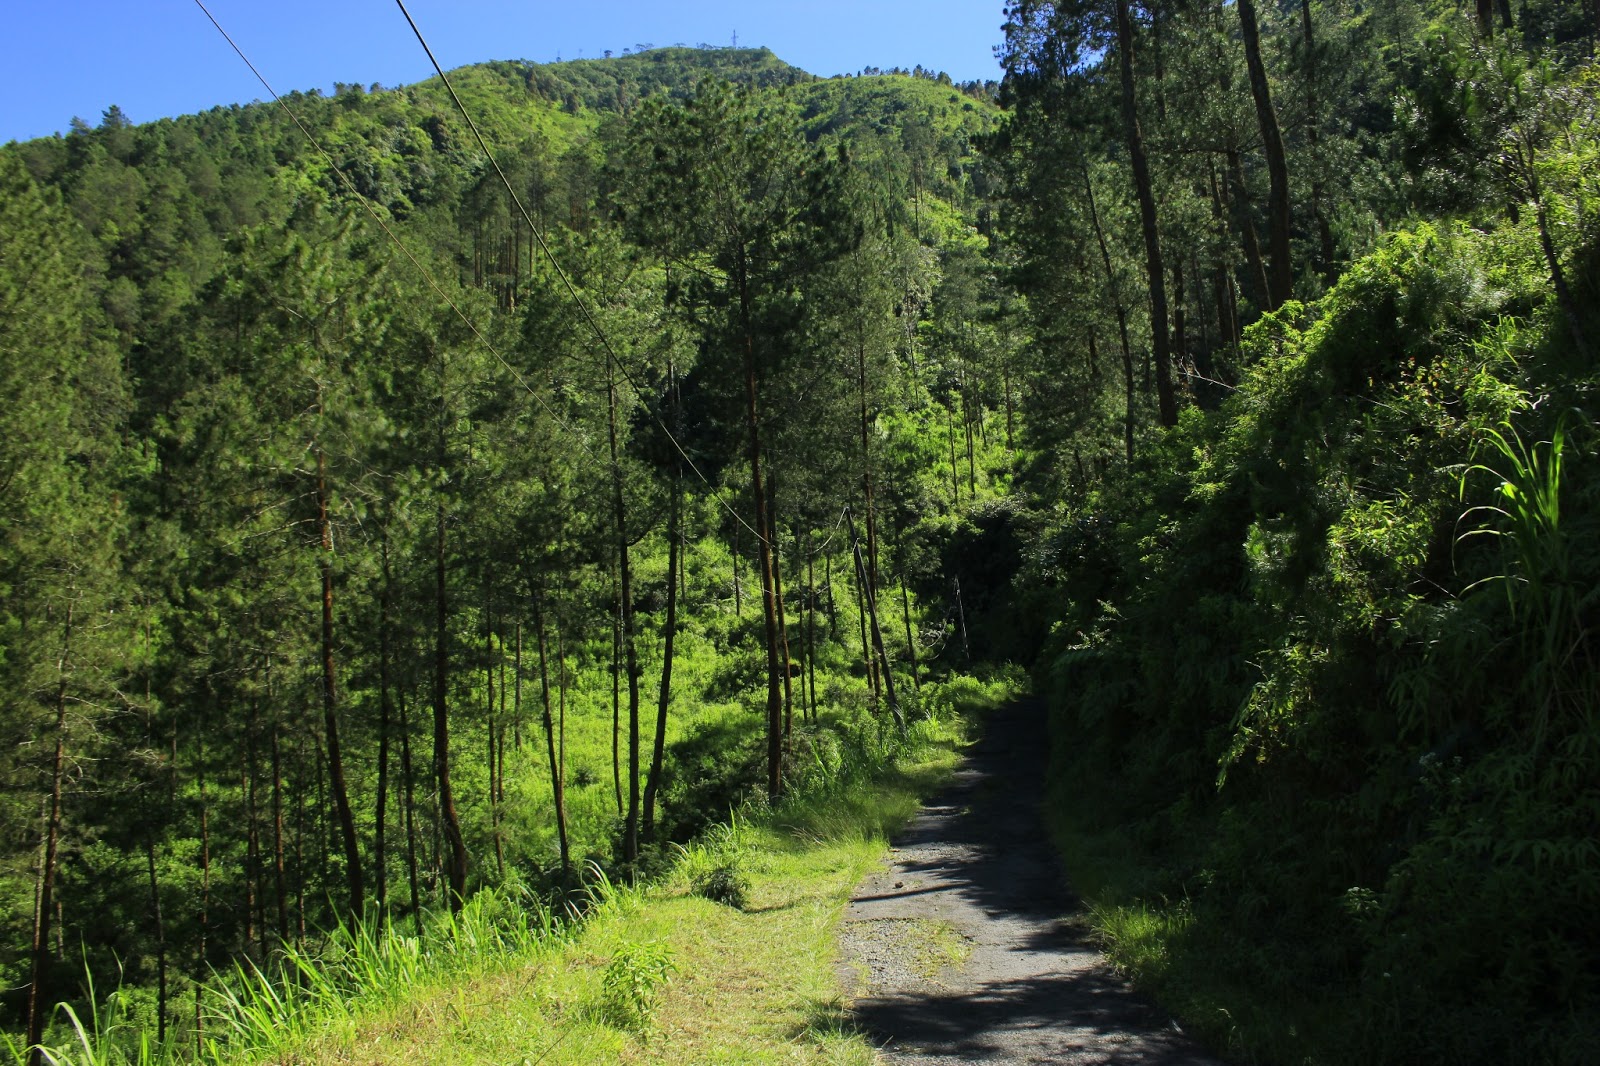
[
  {"xmin": 1039, "ymin": 219, "xmax": 1600, "ymax": 1064},
  {"xmin": 19, "ymin": 667, "xmax": 1021, "ymax": 1065}
]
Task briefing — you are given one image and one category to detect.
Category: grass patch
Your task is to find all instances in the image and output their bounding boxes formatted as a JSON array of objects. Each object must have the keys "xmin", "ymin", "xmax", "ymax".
[{"xmin": 235, "ymin": 707, "xmax": 971, "ymax": 1065}]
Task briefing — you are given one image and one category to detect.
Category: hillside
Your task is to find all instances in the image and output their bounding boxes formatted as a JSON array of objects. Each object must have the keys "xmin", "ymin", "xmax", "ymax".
[
  {"xmin": 5, "ymin": 6, "xmax": 1600, "ymax": 1065},
  {"xmin": 0, "ymin": 42, "xmax": 1014, "ymax": 1063}
]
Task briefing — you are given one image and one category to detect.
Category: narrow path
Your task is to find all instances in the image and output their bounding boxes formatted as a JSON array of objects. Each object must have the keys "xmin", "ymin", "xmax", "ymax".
[{"xmin": 837, "ymin": 698, "xmax": 1221, "ymax": 1065}]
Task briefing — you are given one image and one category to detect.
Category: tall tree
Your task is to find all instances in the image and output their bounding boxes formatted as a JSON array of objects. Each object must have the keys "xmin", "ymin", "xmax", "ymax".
[
  {"xmin": 621, "ymin": 80, "xmax": 851, "ymax": 797},
  {"xmin": 1237, "ymin": 0, "xmax": 1294, "ymax": 309}
]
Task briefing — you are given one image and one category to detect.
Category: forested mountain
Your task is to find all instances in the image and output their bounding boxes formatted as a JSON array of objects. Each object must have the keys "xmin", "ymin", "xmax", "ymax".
[
  {"xmin": 1, "ymin": 44, "xmax": 1010, "ymax": 1058},
  {"xmin": 3, "ymin": 1, "xmax": 1600, "ymax": 1061}
]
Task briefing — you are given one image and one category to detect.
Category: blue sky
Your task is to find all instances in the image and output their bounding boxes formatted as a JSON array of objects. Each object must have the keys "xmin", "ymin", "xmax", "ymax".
[{"xmin": 2, "ymin": 1, "xmax": 1008, "ymax": 144}]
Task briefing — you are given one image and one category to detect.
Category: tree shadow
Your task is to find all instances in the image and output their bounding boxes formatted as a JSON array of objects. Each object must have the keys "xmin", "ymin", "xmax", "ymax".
[{"xmin": 839, "ymin": 697, "xmax": 1219, "ymax": 1064}]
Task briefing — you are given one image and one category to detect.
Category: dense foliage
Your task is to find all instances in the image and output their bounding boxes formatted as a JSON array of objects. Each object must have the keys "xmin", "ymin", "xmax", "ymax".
[
  {"xmin": 7, "ymin": 2, "xmax": 1600, "ymax": 1060},
  {"xmin": 0, "ymin": 44, "xmax": 1016, "ymax": 1058},
  {"xmin": 987, "ymin": 1, "xmax": 1600, "ymax": 1061}
]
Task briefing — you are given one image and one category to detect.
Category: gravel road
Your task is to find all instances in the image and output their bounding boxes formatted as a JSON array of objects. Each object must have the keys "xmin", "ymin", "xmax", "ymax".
[{"xmin": 836, "ymin": 698, "xmax": 1223, "ymax": 1065}]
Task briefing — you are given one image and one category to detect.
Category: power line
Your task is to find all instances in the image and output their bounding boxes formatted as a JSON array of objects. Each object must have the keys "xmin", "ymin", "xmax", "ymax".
[
  {"xmin": 190, "ymin": 0, "xmax": 603, "ymax": 470},
  {"xmin": 391, "ymin": 0, "xmax": 774, "ymax": 549}
]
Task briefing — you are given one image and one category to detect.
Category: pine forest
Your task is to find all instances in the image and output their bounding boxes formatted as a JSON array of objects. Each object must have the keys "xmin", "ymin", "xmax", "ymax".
[{"xmin": 1, "ymin": 3, "xmax": 1598, "ymax": 1062}]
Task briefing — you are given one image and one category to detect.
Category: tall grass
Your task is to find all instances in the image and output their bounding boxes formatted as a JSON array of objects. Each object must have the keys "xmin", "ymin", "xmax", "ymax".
[{"xmin": 16, "ymin": 877, "xmax": 609, "ymax": 1066}]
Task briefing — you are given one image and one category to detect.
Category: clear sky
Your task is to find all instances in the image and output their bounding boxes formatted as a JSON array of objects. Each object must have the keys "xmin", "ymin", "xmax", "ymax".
[{"xmin": 2, "ymin": 1, "xmax": 1008, "ymax": 144}]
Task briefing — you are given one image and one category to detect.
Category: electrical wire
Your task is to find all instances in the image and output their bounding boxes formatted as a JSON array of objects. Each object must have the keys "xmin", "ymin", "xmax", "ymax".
[
  {"xmin": 190, "ymin": 0, "xmax": 602, "ymax": 469},
  {"xmin": 391, "ymin": 0, "xmax": 774, "ymax": 549},
  {"xmin": 196, "ymin": 0, "xmax": 852, "ymax": 593}
]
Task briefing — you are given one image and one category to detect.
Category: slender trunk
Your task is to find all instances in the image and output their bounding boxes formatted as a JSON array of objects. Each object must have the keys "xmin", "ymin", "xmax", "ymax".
[
  {"xmin": 497, "ymin": 647, "xmax": 508, "ymax": 805},
  {"xmin": 294, "ymin": 736, "xmax": 306, "ymax": 946},
  {"xmin": 738, "ymin": 261, "xmax": 785, "ymax": 800},
  {"xmin": 375, "ymin": 543, "xmax": 393, "ymax": 921},
  {"xmin": 806, "ymin": 543, "xmax": 819, "ymax": 723},
  {"xmin": 1226, "ymin": 149, "xmax": 1272, "ymax": 315},
  {"xmin": 857, "ymin": 332, "xmax": 881, "ymax": 598},
  {"xmin": 434, "ymin": 500, "xmax": 467, "ymax": 910},
  {"xmin": 26, "ymin": 607, "xmax": 73, "ymax": 1064},
  {"xmin": 610, "ymin": 567, "xmax": 622, "ymax": 817},
  {"xmin": 1476, "ymin": 0, "xmax": 1494, "ymax": 36},
  {"xmin": 825, "ymin": 553, "xmax": 839, "ymax": 642},
  {"xmin": 1083, "ymin": 162, "xmax": 1138, "ymax": 464},
  {"xmin": 485, "ymin": 584, "xmax": 504, "ymax": 882},
  {"xmin": 513, "ymin": 623, "xmax": 523, "ymax": 770},
  {"xmin": 1238, "ymin": 0, "xmax": 1293, "ymax": 310},
  {"xmin": 558, "ymin": 626, "xmax": 570, "ymax": 858},
  {"xmin": 316, "ymin": 443, "xmax": 362, "ymax": 919},
  {"xmin": 1002, "ymin": 357, "xmax": 1015, "ymax": 448},
  {"xmin": 900, "ymin": 557, "xmax": 921, "ymax": 693},
  {"xmin": 846, "ymin": 508, "xmax": 904, "ymax": 733},
  {"xmin": 607, "ymin": 359, "xmax": 642, "ymax": 866},
  {"xmin": 1115, "ymin": 0, "xmax": 1178, "ymax": 426},
  {"xmin": 953, "ymin": 576, "xmax": 970, "ymax": 660},
  {"xmin": 645, "ymin": 464, "xmax": 681, "ymax": 840},
  {"xmin": 964, "ymin": 390, "xmax": 977, "ymax": 495},
  {"xmin": 946, "ymin": 402, "xmax": 960, "ymax": 504},
  {"xmin": 1173, "ymin": 260, "xmax": 1187, "ymax": 380},
  {"xmin": 534, "ymin": 598, "xmax": 571, "ymax": 875},
  {"xmin": 241, "ymin": 757, "xmax": 258, "ymax": 956},
  {"xmin": 195, "ymin": 728, "xmax": 210, "ymax": 1057},
  {"xmin": 398, "ymin": 694, "xmax": 423, "ymax": 935},
  {"xmin": 270, "ymin": 720, "xmax": 288, "ymax": 947},
  {"xmin": 1535, "ymin": 197, "xmax": 1593, "ymax": 361},
  {"xmin": 771, "ymin": 482, "xmax": 795, "ymax": 741},
  {"xmin": 1300, "ymin": 1, "xmax": 1336, "ymax": 277},
  {"xmin": 853, "ymin": 531, "xmax": 875, "ymax": 701},
  {"xmin": 147, "ymin": 838, "xmax": 167, "ymax": 1044},
  {"xmin": 732, "ymin": 524, "xmax": 742, "ymax": 618}
]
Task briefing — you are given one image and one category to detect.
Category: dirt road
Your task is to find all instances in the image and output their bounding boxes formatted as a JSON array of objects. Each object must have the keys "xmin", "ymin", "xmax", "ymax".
[{"xmin": 837, "ymin": 698, "xmax": 1222, "ymax": 1064}]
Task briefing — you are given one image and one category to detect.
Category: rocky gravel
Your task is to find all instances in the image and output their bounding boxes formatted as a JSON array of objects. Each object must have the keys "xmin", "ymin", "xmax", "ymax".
[{"xmin": 836, "ymin": 698, "xmax": 1223, "ymax": 1065}]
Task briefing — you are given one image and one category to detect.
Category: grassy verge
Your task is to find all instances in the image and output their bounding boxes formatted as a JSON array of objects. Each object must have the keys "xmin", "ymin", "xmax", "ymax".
[
  {"xmin": 18, "ymin": 666, "xmax": 1024, "ymax": 1066},
  {"xmin": 272, "ymin": 716, "xmax": 962, "ymax": 1066},
  {"xmin": 185, "ymin": 667, "xmax": 1023, "ymax": 1066}
]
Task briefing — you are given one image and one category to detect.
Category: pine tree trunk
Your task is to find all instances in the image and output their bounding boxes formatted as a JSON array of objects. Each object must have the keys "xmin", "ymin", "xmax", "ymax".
[
  {"xmin": 1083, "ymin": 161, "xmax": 1139, "ymax": 463},
  {"xmin": 485, "ymin": 583, "xmax": 504, "ymax": 882},
  {"xmin": 846, "ymin": 509, "xmax": 903, "ymax": 733},
  {"xmin": 1300, "ymin": 1, "xmax": 1337, "ymax": 278},
  {"xmin": 195, "ymin": 728, "xmax": 210, "ymax": 1057},
  {"xmin": 26, "ymin": 607, "xmax": 73, "ymax": 1065},
  {"xmin": 738, "ymin": 263, "xmax": 785, "ymax": 800},
  {"xmin": 770, "ymin": 481, "xmax": 795, "ymax": 741},
  {"xmin": 1239, "ymin": 0, "xmax": 1293, "ymax": 310},
  {"xmin": 900, "ymin": 557, "xmax": 921, "ymax": 693},
  {"xmin": 434, "ymin": 500, "xmax": 467, "ymax": 911},
  {"xmin": 270, "ymin": 719, "xmax": 289, "ymax": 948},
  {"xmin": 535, "ymin": 598, "xmax": 571, "ymax": 876},
  {"xmin": 610, "ymin": 569, "xmax": 622, "ymax": 816},
  {"xmin": 947, "ymin": 403, "xmax": 960, "ymax": 504},
  {"xmin": 1223, "ymin": 150, "xmax": 1272, "ymax": 314},
  {"xmin": 316, "ymin": 443, "xmax": 363, "ymax": 920},
  {"xmin": 806, "ymin": 542, "xmax": 819, "ymax": 723},
  {"xmin": 1115, "ymin": 0, "xmax": 1178, "ymax": 426},
  {"xmin": 608, "ymin": 360, "xmax": 642, "ymax": 866},
  {"xmin": 147, "ymin": 838, "xmax": 167, "ymax": 1044},
  {"xmin": 375, "ymin": 543, "xmax": 393, "ymax": 922},
  {"xmin": 398, "ymin": 694, "xmax": 423, "ymax": 935},
  {"xmin": 825, "ymin": 554, "xmax": 839, "ymax": 642},
  {"xmin": 644, "ymin": 464, "xmax": 680, "ymax": 840}
]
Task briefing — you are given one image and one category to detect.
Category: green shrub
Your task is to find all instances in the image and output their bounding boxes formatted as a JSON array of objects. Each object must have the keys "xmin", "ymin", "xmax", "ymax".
[{"xmin": 597, "ymin": 942, "xmax": 676, "ymax": 1030}]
